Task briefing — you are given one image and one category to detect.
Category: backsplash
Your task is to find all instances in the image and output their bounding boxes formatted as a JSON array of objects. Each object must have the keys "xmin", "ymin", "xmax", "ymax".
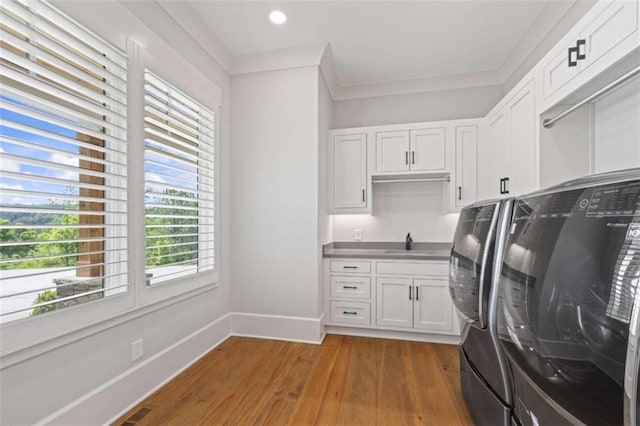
[{"xmin": 331, "ymin": 181, "xmax": 460, "ymax": 242}]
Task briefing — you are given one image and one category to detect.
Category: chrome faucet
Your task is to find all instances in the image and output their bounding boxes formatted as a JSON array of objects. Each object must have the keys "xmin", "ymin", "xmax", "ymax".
[{"xmin": 405, "ymin": 233, "xmax": 413, "ymax": 251}]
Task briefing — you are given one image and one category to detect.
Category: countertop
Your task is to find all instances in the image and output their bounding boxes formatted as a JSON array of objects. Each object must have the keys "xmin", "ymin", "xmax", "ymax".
[{"xmin": 323, "ymin": 241, "xmax": 452, "ymax": 261}]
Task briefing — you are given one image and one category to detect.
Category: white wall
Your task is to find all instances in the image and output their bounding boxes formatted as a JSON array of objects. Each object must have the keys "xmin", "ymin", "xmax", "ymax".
[
  {"xmin": 0, "ymin": 2, "xmax": 232, "ymax": 424},
  {"xmin": 318, "ymin": 73, "xmax": 333, "ymax": 316},
  {"xmin": 594, "ymin": 78, "xmax": 640, "ymax": 173},
  {"xmin": 332, "ymin": 85, "xmax": 503, "ymax": 129},
  {"xmin": 231, "ymin": 66, "xmax": 324, "ymax": 321},
  {"xmin": 332, "ymin": 182, "xmax": 460, "ymax": 243}
]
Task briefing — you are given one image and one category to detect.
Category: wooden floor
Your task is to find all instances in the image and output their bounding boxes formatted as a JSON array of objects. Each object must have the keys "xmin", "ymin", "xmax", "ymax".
[{"xmin": 114, "ymin": 335, "xmax": 472, "ymax": 426}]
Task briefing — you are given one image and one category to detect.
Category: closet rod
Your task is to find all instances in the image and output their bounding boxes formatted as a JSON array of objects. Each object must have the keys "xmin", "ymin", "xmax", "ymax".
[
  {"xmin": 543, "ymin": 65, "xmax": 640, "ymax": 129},
  {"xmin": 372, "ymin": 177, "xmax": 450, "ymax": 183}
]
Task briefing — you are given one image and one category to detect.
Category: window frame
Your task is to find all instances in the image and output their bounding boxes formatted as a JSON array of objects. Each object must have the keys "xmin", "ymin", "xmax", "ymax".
[{"xmin": 0, "ymin": 1, "xmax": 221, "ymax": 357}]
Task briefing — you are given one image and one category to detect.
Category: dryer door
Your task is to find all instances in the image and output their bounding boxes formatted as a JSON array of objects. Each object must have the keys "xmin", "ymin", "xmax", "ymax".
[
  {"xmin": 449, "ymin": 202, "xmax": 499, "ymax": 329},
  {"xmin": 497, "ymin": 180, "xmax": 640, "ymax": 425}
]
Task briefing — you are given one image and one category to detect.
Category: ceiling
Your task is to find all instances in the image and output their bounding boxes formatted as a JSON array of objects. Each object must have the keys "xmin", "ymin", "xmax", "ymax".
[{"xmin": 185, "ymin": 0, "xmax": 578, "ymax": 89}]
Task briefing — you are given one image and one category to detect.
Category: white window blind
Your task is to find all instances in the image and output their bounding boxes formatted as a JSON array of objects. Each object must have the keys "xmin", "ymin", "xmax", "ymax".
[
  {"xmin": 0, "ymin": 0, "xmax": 128, "ymax": 322},
  {"xmin": 143, "ymin": 70, "xmax": 215, "ymax": 285}
]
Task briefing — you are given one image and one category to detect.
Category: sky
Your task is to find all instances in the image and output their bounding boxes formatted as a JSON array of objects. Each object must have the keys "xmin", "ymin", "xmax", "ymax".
[{"xmin": 0, "ymin": 94, "xmax": 203, "ymax": 212}]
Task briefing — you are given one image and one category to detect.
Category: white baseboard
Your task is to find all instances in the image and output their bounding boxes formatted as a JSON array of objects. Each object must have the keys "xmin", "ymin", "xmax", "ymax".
[
  {"xmin": 325, "ymin": 325, "xmax": 461, "ymax": 345},
  {"xmin": 36, "ymin": 313, "xmax": 232, "ymax": 426},
  {"xmin": 230, "ymin": 312, "xmax": 325, "ymax": 345}
]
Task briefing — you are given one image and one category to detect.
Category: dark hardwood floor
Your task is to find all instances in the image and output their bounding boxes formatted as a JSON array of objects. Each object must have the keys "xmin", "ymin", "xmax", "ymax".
[{"xmin": 114, "ymin": 335, "xmax": 472, "ymax": 425}]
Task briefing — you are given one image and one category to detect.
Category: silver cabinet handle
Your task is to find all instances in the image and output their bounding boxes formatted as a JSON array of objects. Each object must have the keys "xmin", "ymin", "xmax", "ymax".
[
  {"xmin": 458, "ymin": 186, "xmax": 462, "ymax": 200},
  {"xmin": 412, "ymin": 151, "xmax": 415, "ymax": 164},
  {"xmin": 405, "ymin": 151, "xmax": 409, "ymax": 165},
  {"xmin": 416, "ymin": 286, "xmax": 419, "ymax": 301},
  {"xmin": 343, "ymin": 285, "xmax": 358, "ymax": 289},
  {"xmin": 409, "ymin": 286, "xmax": 412, "ymax": 300},
  {"xmin": 343, "ymin": 311, "xmax": 358, "ymax": 315},
  {"xmin": 343, "ymin": 266, "xmax": 358, "ymax": 269},
  {"xmin": 362, "ymin": 188, "xmax": 365, "ymax": 203}
]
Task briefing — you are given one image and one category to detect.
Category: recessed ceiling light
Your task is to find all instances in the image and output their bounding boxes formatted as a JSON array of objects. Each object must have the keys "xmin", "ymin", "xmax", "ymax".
[{"xmin": 269, "ymin": 10, "xmax": 287, "ymax": 25}]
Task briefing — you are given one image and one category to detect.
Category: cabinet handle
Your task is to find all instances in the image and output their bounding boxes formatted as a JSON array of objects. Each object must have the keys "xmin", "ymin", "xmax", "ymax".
[
  {"xmin": 343, "ymin": 311, "xmax": 358, "ymax": 316},
  {"xmin": 343, "ymin": 285, "xmax": 358, "ymax": 289},
  {"xmin": 458, "ymin": 186, "xmax": 462, "ymax": 200},
  {"xmin": 412, "ymin": 151, "xmax": 415, "ymax": 164},
  {"xmin": 576, "ymin": 39, "xmax": 586, "ymax": 61},
  {"xmin": 409, "ymin": 286, "xmax": 412, "ymax": 300},
  {"xmin": 343, "ymin": 266, "xmax": 358, "ymax": 269},
  {"xmin": 405, "ymin": 151, "xmax": 409, "ymax": 165},
  {"xmin": 499, "ymin": 178, "xmax": 504, "ymax": 194},
  {"xmin": 504, "ymin": 177, "xmax": 510, "ymax": 194},
  {"xmin": 416, "ymin": 286, "xmax": 419, "ymax": 301},
  {"xmin": 568, "ymin": 39, "xmax": 585, "ymax": 67},
  {"xmin": 362, "ymin": 188, "xmax": 365, "ymax": 203}
]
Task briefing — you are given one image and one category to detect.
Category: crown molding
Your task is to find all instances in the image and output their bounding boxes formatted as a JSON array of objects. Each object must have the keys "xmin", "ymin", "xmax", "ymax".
[
  {"xmin": 332, "ymin": 71, "xmax": 503, "ymax": 101},
  {"xmin": 232, "ymin": 43, "xmax": 326, "ymax": 76}
]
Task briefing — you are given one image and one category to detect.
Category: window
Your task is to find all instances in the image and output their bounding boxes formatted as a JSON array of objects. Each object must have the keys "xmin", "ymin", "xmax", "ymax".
[
  {"xmin": 143, "ymin": 70, "xmax": 215, "ymax": 286},
  {"xmin": 0, "ymin": 0, "xmax": 128, "ymax": 323}
]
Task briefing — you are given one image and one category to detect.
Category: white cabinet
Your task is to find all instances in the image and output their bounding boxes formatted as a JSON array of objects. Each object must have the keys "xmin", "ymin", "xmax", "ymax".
[
  {"xmin": 325, "ymin": 258, "xmax": 459, "ymax": 340},
  {"xmin": 483, "ymin": 79, "xmax": 536, "ymax": 198},
  {"xmin": 376, "ymin": 277, "xmax": 413, "ymax": 328},
  {"xmin": 541, "ymin": 0, "xmax": 639, "ymax": 107},
  {"xmin": 374, "ymin": 127, "xmax": 447, "ymax": 174},
  {"xmin": 328, "ymin": 132, "xmax": 368, "ymax": 213},
  {"xmin": 410, "ymin": 127, "xmax": 447, "ymax": 172},
  {"xmin": 414, "ymin": 279, "xmax": 453, "ymax": 331},
  {"xmin": 375, "ymin": 130, "xmax": 410, "ymax": 172},
  {"xmin": 454, "ymin": 125, "xmax": 478, "ymax": 208},
  {"xmin": 376, "ymin": 277, "xmax": 453, "ymax": 333}
]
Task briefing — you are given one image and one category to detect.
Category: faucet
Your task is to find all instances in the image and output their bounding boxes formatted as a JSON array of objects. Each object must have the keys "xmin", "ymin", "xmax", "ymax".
[{"xmin": 405, "ymin": 233, "xmax": 413, "ymax": 251}]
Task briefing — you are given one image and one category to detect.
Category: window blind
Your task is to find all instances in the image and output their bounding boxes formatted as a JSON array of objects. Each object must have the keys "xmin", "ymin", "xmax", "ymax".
[
  {"xmin": 0, "ymin": 0, "xmax": 128, "ymax": 322},
  {"xmin": 143, "ymin": 70, "xmax": 215, "ymax": 285}
]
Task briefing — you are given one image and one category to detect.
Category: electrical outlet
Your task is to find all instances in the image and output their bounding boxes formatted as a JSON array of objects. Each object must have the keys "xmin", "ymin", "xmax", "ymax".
[
  {"xmin": 131, "ymin": 338, "xmax": 144, "ymax": 362},
  {"xmin": 354, "ymin": 229, "xmax": 362, "ymax": 241}
]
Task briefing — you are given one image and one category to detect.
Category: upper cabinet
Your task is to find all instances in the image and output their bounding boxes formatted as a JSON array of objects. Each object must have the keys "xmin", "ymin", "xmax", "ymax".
[
  {"xmin": 374, "ymin": 127, "xmax": 447, "ymax": 174},
  {"xmin": 328, "ymin": 132, "xmax": 369, "ymax": 214},
  {"xmin": 541, "ymin": 0, "xmax": 639, "ymax": 109},
  {"xmin": 329, "ymin": 119, "xmax": 478, "ymax": 214},
  {"xmin": 482, "ymin": 79, "xmax": 537, "ymax": 199},
  {"xmin": 454, "ymin": 125, "xmax": 478, "ymax": 208},
  {"xmin": 375, "ymin": 130, "xmax": 410, "ymax": 172}
]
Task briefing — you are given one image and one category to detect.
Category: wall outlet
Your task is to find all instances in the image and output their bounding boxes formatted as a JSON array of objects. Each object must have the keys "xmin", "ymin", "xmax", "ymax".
[
  {"xmin": 131, "ymin": 338, "xmax": 144, "ymax": 362},
  {"xmin": 354, "ymin": 229, "xmax": 362, "ymax": 241}
]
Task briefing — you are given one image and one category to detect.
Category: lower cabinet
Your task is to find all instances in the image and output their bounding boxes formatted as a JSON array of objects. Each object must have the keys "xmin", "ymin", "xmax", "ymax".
[
  {"xmin": 376, "ymin": 277, "xmax": 453, "ymax": 333},
  {"xmin": 325, "ymin": 258, "xmax": 459, "ymax": 340}
]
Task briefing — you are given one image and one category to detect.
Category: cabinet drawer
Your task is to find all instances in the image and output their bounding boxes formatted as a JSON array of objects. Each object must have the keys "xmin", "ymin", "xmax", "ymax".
[
  {"xmin": 330, "ymin": 260, "xmax": 371, "ymax": 273},
  {"xmin": 376, "ymin": 261, "xmax": 448, "ymax": 277},
  {"xmin": 330, "ymin": 301, "xmax": 371, "ymax": 325},
  {"xmin": 330, "ymin": 275, "xmax": 371, "ymax": 299}
]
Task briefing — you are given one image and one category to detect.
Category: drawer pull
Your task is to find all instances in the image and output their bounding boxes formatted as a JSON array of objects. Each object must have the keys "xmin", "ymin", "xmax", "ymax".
[
  {"xmin": 416, "ymin": 286, "xmax": 419, "ymax": 301},
  {"xmin": 343, "ymin": 285, "xmax": 358, "ymax": 289},
  {"xmin": 343, "ymin": 266, "xmax": 358, "ymax": 269},
  {"xmin": 343, "ymin": 311, "xmax": 358, "ymax": 315}
]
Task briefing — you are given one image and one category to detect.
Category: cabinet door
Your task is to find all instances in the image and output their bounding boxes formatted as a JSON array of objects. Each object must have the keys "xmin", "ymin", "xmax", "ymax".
[
  {"xmin": 580, "ymin": 0, "xmax": 638, "ymax": 71},
  {"xmin": 409, "ymin": 127, "xmax": 446, "ymax": 171},
  {"xmin": 508, "ymin": 81, "xmax": 536, "ymax": 196},
  {"xmin": 376, "ymin": 277, "xmax": 413, "ymax": 328},
  {"xmin": 454, "ymin": 125, "xmax": 478, "ymax": 208},
  {"xmin": 542, "ymin": 44, "xmax": 581, "ymax": 100},
  {"xmin": 332, "ymin": 133, "xmax": 367, "ymax": 209},
  {"xmin": 375, "ymin": 130, "xmax": 410, "ymax": 173},
  {"xmin": 488, "ymin": 109, "xmax": 510, "ymax": 197},
  {"xmin": 413, "ymin": 279, "xmax": 453, "ymax": 332}
]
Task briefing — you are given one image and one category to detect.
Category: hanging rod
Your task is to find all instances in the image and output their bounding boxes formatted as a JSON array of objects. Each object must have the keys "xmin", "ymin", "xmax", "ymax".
[
  {"xmin": 543, "ymin": 65, "xmax": 640, "ymax": 129},
  {"xmin": 372, "ymin": 177, "xmax": 450, "ymax": 183}
]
